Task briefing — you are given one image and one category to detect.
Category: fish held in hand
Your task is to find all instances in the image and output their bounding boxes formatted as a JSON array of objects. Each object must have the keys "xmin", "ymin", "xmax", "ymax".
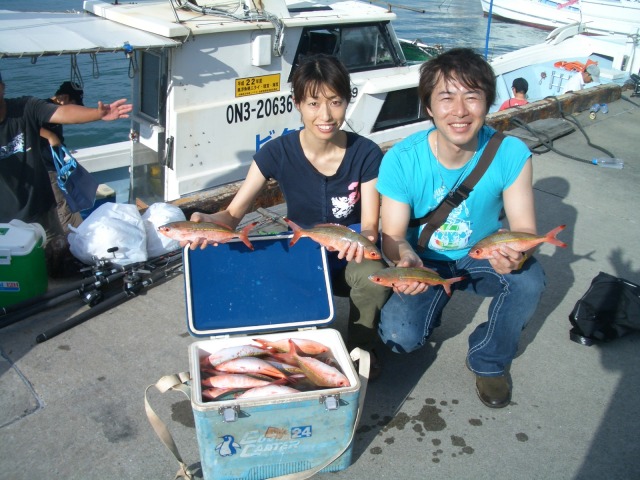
[
  {"xmin": 158, "ymin": 220, "xmax": 257, "ymax": 250},
  {"xmin": 368, "ymin": 266, "xmax": 465, "ymax": 297},
  {"xmin": 468, "ymin": 225, "xmax": 567, "ymax": 260},
  {"xmin": 284, "ymin": 218, "xmax": 382, "ymax": 260}
]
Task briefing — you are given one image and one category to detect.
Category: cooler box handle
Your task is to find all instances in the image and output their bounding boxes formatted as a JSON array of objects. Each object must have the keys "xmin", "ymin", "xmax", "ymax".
[{"xmin": 0, "ymin": 249, "xmax": 11, "ymax": 265}]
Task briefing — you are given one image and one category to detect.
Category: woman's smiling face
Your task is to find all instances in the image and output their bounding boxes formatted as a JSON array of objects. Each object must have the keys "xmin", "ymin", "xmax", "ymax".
[{"xmin": 296, "ymin": 84, "xmax": 347, "ymax": 141}]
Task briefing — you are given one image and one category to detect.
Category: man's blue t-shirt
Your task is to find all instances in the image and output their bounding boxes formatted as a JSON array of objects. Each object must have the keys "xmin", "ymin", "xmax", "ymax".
[
  {"xmin": 254, "ymin": 131, "xmax": 382, "ymax": 229},
  {"xmin": 377, "ymin": 125, "xmax": 531, "ymax": 261}
]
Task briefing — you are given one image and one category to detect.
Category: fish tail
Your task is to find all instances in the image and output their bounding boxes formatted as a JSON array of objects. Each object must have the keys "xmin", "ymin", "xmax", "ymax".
[
  {"xmin": 239, "ymin": 221, "xmax": 258, "ymax": 250},
  {"xmin": 545, "ymin": 225, "xmax": 568, "ymax": 248},
  {"xmin": 443, "ymin": 276, "xmax": 465, "ymax": 297},
  {"xmin": 284, "ymin": 217, "xmax": 303, "ymax": 246}
]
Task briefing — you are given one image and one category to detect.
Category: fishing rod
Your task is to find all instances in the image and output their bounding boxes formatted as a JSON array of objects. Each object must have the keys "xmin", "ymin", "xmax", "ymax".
[
  {"xmin": 35, "ymin": 253, "xmax": 183, "ymax": 344},
  {"xmin": 0, "ymin": 249, "xmax": 183, "ymax": 330},
  {"xmin": 0, "ymin": 270, "xmax": 126, "ymax": 330},
  {"xmin": 0, "ymin": 258, "xmax": 120, "ymax": 318}
]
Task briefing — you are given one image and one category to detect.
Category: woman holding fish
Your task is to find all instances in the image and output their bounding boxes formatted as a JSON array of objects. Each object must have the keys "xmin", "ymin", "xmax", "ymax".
[
  {"xmin": 375, "ymin": 49, "xmax": 552, "ymax": 408},
  {"xmin": 181, "ymin": 54, "xmax": 389, "ymax": 373}
]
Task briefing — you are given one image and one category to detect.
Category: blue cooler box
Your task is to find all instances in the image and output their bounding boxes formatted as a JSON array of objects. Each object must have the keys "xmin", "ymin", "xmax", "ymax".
[{"xmin": 184, "ymin": 234, "xmax": 361, "ymax": 480}]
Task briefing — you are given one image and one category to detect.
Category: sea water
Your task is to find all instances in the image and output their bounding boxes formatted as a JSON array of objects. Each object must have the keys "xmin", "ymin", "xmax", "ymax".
[{"xmin": 1, "ymin": 0, "xmax": 548, "ymax": 149}]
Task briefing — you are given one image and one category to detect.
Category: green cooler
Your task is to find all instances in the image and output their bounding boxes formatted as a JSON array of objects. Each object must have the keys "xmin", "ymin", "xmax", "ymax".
[{"xmin": 0, "ymin": 222, "xmax": 48, "ymax": 308}]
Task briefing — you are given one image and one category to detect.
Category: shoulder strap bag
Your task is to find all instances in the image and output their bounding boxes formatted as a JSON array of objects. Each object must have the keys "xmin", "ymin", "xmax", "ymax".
[
  {"xmin": 408, "ymin": 131, "xmax": 505, "ymax": 251},
  {"xmin": 51, "ymin": 144, "xmax": 99, "ymax": 213}
]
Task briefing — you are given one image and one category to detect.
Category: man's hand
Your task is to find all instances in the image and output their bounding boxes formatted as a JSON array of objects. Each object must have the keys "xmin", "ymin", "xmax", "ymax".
[
  {"xmin": 488, "ymin": 244, "xmax": 525, "ymax": 274},
  {"xmin": 99, "ymin": 99, "xmax": 133, "ymax": 121}
]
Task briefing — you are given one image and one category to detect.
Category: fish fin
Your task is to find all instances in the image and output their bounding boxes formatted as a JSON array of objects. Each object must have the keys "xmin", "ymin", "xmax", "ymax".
[
  {"xmin": 284, "ymin": 218, "xmax": 303, "ymax": 246},
  {"xmin": 545, "ymin": 225, "xmax": 568, "ymax": 248},
  {"xmin": 238, "ymin": 222, "xmax": 257, "ymax": 250}
]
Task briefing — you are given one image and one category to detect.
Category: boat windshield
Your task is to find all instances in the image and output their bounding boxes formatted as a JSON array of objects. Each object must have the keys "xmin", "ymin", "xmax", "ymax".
[{"xmin": 290, "ymin": 22, "xmax": 406, "ymax": 76}]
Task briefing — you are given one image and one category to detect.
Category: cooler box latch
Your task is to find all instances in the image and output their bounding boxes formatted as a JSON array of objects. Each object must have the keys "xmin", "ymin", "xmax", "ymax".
[
  {"xmin": 320, "ymin": 394, "xmax": 340, "ymax": 411},
  {"xmin": 219, "ymin": 405, "xmax": 240, "ymax": 423}
]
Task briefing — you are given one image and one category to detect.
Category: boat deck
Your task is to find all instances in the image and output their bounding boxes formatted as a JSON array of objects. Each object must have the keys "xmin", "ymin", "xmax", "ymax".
[{"xmin": 1, "ymin": 91, "xmax": 640, "ymax": 480}]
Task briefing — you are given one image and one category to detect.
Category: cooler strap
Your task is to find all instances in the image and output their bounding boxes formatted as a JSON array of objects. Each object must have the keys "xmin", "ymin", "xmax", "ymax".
[
  {"xmin": 144, "ymin": 351, "xmax": 370, "ymax": 480},
  {"xmin": 144, "ymin": 371, "xmax": 197, "ymax": 480}
]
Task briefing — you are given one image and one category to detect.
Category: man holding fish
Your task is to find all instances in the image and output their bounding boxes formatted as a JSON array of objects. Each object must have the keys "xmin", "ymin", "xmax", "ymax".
[
  {"xmin": 180, "ymin": 54, "xmax": 389, "ymax": 377},
  {"xmin": 376, "ymin": 48, "xmax": 553, "ymax": 408}
]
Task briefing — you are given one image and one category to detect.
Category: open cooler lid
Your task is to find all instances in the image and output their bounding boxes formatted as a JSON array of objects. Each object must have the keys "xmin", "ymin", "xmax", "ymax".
[{"xmin": 184, "ymin": 234, "xmax": 335, "ymax": 337}]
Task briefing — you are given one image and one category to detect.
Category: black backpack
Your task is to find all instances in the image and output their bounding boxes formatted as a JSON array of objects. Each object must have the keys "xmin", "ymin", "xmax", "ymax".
[{"xmin": 569, "ymin": 272, "xmax": 640, "ymax": 346}]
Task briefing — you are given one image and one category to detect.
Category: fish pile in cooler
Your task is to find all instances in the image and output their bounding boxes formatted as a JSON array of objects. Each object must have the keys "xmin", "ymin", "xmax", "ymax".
[{"xmin": 199, "ymin": 338, "xmax": 351, "ymax": 402}]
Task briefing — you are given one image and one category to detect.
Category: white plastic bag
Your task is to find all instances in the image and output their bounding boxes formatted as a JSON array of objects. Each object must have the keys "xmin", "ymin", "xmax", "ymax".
[
  {"xmin": 142, "ymin": 202, "xmax": 186, "ymax": 258},
  {"xmin": 68, "ymin": 203, "xmax": 148, "ymax": 266}
]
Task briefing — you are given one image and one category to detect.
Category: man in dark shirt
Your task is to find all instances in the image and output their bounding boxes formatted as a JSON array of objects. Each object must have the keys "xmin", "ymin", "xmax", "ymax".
[{"xmin": 0, "ymin": 71, "xmax": 132, "ymax": 274}]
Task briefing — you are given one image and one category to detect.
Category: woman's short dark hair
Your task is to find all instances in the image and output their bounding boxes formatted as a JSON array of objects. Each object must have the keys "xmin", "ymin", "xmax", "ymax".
[
  {"xmin": 291, "ymin": 54, "xmax": 352, "ymax": 103},
  {"xmin": 418, "ymin": 48, "xmax": 496, "ymax": 119}
]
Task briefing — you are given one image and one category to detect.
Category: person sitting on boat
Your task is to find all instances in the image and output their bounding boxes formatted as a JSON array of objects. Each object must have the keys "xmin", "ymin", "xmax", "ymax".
[
  {"xmin": 39, "ymin": 81, "xmax": 86, "ymax": 236},
  {"xmin": 0, "ymin": 71, "xmax": 133, "ymax": 276},
  {"xmin": 498, "ymin": 77, "xmax": 529, "ymax": 111},
  {"xmin": 375, "ymin": 48, "xmax": 546, "ymax": 408},
  {"xmin": 562, "ymin": 63, "xmax": 600, "ymax": 93},
  {"xmin": 182, "ymin": 54, "xmax": 390, "ymax": 378}
]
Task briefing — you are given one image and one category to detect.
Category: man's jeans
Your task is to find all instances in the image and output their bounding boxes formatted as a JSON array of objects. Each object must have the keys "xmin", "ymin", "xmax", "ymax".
[{"xmin": 378, "ymin": 255, "xmax": 546, "ymax": 376}]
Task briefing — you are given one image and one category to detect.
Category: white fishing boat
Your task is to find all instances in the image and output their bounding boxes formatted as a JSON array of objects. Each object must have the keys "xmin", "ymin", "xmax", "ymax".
[
  {"xmin": 489, "ymin": 23, "xmax": 640, "ymax": 112},
  {"xmin": 0, "ymin": 0, "xmax": 438, "ymax": 206},
  {"xmin": 480, "ymin": 0, "xmax": 640, "ymax": 36}
]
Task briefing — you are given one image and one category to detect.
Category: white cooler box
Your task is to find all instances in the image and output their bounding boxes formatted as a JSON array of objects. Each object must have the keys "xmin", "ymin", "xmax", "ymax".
[{"xmin": 166, "ymin": 234, "xmax": 365, "ymax": 480}]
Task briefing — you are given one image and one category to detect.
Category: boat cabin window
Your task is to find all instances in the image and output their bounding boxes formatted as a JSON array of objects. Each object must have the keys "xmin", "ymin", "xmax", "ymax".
[
  {"xmin": 372, "ymin": 87, "xmax": 427, "ymax": 132},
  {"xmin": 140, "ymin": 51, "xmax": 164, "ymax": 122},
  {"xmin": 291, "ymin": 23, "xmax": 402, "ymax": 76}
]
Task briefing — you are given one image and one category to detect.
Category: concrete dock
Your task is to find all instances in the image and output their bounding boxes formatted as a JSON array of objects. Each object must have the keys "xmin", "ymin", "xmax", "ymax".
[{"xmin": 1, "ymin": 91, "xmax": 639, "ymax": 480}]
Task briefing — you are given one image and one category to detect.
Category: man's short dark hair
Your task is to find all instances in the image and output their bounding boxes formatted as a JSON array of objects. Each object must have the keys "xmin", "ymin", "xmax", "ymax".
[
  {"xmin": 55, "ymin": 81, "xmax": 84, "ymax": 106},
  {"xmin": 512, "ymin": 77, "xmax": 528, "ymax": 94},
  {"xmin": 418, "ymin": 48, "xmax": 496, "ymax": 120}
]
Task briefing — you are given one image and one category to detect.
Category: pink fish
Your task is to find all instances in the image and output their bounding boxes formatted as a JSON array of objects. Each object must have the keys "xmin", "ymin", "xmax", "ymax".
[
  {"xmin": 287, "ymin": 339, "xmax": 350, "ymax": 388},
  {"xmin": 215, "ymin": 357, "xmax": 288, "ymax": 379},
  {"xmin": 204, "ymin": 345, "xmax": 269, "ymax": 367},
  {"xmin": 158, "ymin": 220, "xmax": 257, "ymax": 250},
  {"xmin": 202, "ymin": 387, "xmax": 239, "ymax": 401},
  {"xmin": 236, "ymin": 385, "xmax": 300, "ymax": 399},
  {"xmin": 468, "ymin": 225, "xmax": 567, "ymax": 259},
  {"xmin": 284, "ymin": 218, "xmax": 382, "ymax": 260},
  {"xmin": 253, "ymin": 337, "xmax": 330, "ymax": 355},
  {"xmin": 202, "ymin": 374, "xmax": 281, "ymax": 389}
]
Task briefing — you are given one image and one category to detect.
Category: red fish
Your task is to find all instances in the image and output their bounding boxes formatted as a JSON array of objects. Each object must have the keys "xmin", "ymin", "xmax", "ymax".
[
  {"xmin": 287, "ymin": 339, "xmax": 350, "ymax": 388},
  {"xmin": 253, "ymin": 337, "xmax": 330, "ymax": 355},
  {"xmin": 158, "ymin": 220, "xmax": 257, "ymax": 250},
  {"xmin": 284, "ymin": 218, "xmax": 382, "ymax": 260},
  {"xmin": 468, "ymin": 225, "xmax": 567, "ymax": 259},
  {"xmin": 368, "ymin": 266, "xmax": 465, "ymax": 297}
]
